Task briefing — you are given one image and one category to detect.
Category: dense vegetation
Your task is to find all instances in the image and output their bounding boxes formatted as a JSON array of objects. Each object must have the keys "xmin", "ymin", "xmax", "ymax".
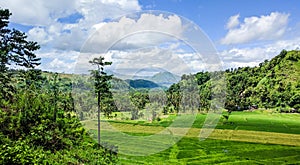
[
  {"xmin": 166, "ymin": 50, "xmax": 300, "ymax": 113},
  {"xmin": 73, "ymin": 50, "xmax": 300, "ymax": 122},
  {"xmin": 1, "ymin": 6, "xmax": 299, "ymax": 164},
  {"xmin": 96, "ymin": 49, "xmax": 299, "ymax": 122},
  {"xmin": 0, "ymin": 9, "xmax": 117, "ymax": 164},
  {"xmin": 224, "ymin": 49, "xmax": 300, "ymax": 111}
]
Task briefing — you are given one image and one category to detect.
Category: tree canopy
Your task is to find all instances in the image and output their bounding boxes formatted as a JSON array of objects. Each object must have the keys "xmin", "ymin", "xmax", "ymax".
[{"xmin": 0, "ymin": 8, "xmax": 40, "ymax": 101}]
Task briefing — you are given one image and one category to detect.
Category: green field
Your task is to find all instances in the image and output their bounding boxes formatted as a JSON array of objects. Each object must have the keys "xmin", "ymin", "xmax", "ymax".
[{"xmin": 81, "ymin": 111, "xmax": 300, "ymax": 164}]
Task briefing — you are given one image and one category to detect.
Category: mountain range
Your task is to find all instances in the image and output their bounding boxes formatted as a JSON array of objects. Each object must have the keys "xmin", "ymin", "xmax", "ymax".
[{"xmin": 110, "ymin": 71, "xmax": 181, "ymax": 89}]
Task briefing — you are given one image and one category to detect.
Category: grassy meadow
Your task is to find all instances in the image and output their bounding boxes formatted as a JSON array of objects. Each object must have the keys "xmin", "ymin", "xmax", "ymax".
[{"xmin": 81, "ymin": 110, "xmax": 300, "ymax": 164}]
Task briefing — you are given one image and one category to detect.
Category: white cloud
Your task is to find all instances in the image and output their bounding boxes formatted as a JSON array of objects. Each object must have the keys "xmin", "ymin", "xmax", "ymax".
[
  {"xmin": 100, "ymin": 0, "xmax": 140, "ymax": 11},
  {"xmin": 46, "ymin": 58, "xmax": 76, "ymax": 73},
  {"xmin": 37, "ymin": 50, "xmax": 79, "ymax": 61},
  {"xmin": 1, "ymin": 0, "xmax": 142, "ymax": 51},
  {"xmin": 221, "ymin": 47, "xmax": 268, "ymax": 65},
  {"xmin": 74, "ymin": 47, "xmax": 197, "ymax": 76},
  {"xmin": 39, "ymin": 36, "xmax": 300, "ymax": 74},
  {"xmin": 220, "ymin": 37, "xmax": 300, "ymax": 69},
  {"xmin": 0, "ymin": 0, "xmax": 76, "ymax": 26},
  {"xmin": 2, "ymin": 1, "xmax": 219, "ymax": 75},
  {"xmin": 226, "ymin": 14, "xmax": 240, "ymax": 29},
  {"xmin": 34, "ymin": 50, "xmax": 79, "ymax": 73},
  {"xmin": 0, "ymin": 0, "xmax": 143, "ymax": 73},
  {"xmin": 221, "ymin": 12, "xmax": 289, "ymax": 45},
  {"xmin": 83, "ymin": 13, "xmax": 184, "ymax": 53},
  {"xmin": 0, "ymin": 0, "xmax": 140, "ymax": 26},
  {"xmin": 27, "ymin": 27, "xmax": 49, "ymax": 45}
]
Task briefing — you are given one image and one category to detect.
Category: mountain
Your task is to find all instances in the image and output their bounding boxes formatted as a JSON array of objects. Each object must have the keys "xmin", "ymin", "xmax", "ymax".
[
  {"xmin": 150, "ymin": 71, "xmax": 181, "ymax": 87},
  {"xmin": 125, "ymin": 79, "xmax": 160, "ymax": 89},
  {"xmin": 109, "ymin": 70, "xmax": 181, "ymax": 88}
]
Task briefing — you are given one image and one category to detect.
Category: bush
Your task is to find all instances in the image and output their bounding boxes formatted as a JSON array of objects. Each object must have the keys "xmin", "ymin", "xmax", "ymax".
[
  {"xmin": 0, "ymin": 78, "xmax": 118, "ymax": 164},
  {"xmin": 0, "ymin": 138, "xmax": 45, "ymax": 164}
]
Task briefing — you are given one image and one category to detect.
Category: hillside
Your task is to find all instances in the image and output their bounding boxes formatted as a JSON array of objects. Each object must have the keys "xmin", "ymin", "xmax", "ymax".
[
  {"xmin": 246, "ymin": 50, "xmax": 300, "ymax": 109},
  {"xmin": 150, "ymin": 71, "xmax": 181, "ymax": 87},
  {"xmin": 168, "ymin": 50, "xmax": 300, "ymax": 112},
  {"xmin": 225, "ymin": 50, "xmax": 300, "ymax": 111},
  {"xmin": 110, "ymin": 71, "xmax": 179, "ymax": 89},
  {"xmin": 125, "ymin": 79, "xmax": 160, "ymax": 89}
]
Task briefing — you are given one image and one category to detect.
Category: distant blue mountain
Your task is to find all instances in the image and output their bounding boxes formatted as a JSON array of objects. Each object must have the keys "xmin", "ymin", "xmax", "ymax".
[
  {"xmin": 150, "ymin": 71, "xmax": 180, "ymax": 87},
  {"xmin": 109, "ymin": 70, "xmax": 181, "ymax": 89},
  {"xmin": 125, "ymin": 79, "xmax": 160, "ymax": 89}
]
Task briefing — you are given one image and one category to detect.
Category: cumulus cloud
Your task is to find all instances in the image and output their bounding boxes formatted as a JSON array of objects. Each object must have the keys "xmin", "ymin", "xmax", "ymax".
[
  {"xmin": 82, "ymin": 13, "xmax": 184, "ymax": 53},
  {"xmin": 1, "ymin": 0, "xmax": 142, "ymax": 51},
  {"xmin": 220, "ymin": 37, "xmax": 300, "ymax": 69},
  {"xmin": 37, "ymin": 50, "xmax": 79, "ymax": 61},
  {"xmin": 226, "ymin": 14, "xmax": 240, "ymax": 29},
  {"xmin": 221, "ymin": 12, "xmax": 289, "ymax": 45},
  {"xmin": 0, "ymin": 0, "xmax": 140, "ymax": 26},
  {"xmin": 37, "ymin": 57, "xmax": 76, "ymax": 73},
  {"xmin": 0, "ymin": 0, "xmax": 76, "ymax": 26},
  {"xmin": 47, "ymin": 58, "xmax": 76, "ymax": 73},
  {"xmin": 35, "ymin": 50, "xmax": 79, "ymax": 73},
  {"xmin": 27, "ymin": 27, "xmax": 50, "ymax": 45},
  {"xmin": 1, "ymin": 0, "xmax": 220, "ymax": 75},
  {"xmin": 74, "ymin": 45, "xmax": 206, "ymax": 77},
  {"xmin": 0, "ymin": 0, "xmax": 144, "ymax": 73}
]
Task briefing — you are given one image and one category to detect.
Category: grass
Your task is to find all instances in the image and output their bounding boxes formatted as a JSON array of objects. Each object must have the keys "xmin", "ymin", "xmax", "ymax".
[
  {"xmin": 81, "ymin": 110, "xmax": 300, "ymax": 164},
  {"xmin": 111, "ymin": 110, "xmax": 300, "ymax": 134},
  {"xmin": 215, "ymin": 111, "xmax": 300, "ymax": 134},
  {"xmin": 120, "ymin": 137, "xmax": 300, "ymax": 164}
]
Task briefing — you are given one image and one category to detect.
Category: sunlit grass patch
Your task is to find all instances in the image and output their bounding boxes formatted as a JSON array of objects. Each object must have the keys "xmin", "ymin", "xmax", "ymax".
[{"xmin": 82, "ymin": 111, "xmax": 300, "ymax": 164}]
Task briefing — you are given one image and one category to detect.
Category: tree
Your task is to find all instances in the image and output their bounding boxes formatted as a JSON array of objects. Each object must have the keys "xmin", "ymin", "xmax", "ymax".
[
  {"xmin": 167, "ymin": 83, "xmax": 181, "ymax": 113},
  {"xmin": 89, "ymin": 56, "xmax": 113, "ymax": 144},
  {"xmin": 129, "ymin": 90, "xmax": 149, "ymax": 120},
  {"xmin": 0, "ymin": 9, "xmax": 118, "ymax": 164},
  {"xmin": 289, "ymin": 93, "xmax": 300, "ymax": 109},
  {"xmin": 0, "ymin": 9, "xmax": 40, "ymax": 101}
]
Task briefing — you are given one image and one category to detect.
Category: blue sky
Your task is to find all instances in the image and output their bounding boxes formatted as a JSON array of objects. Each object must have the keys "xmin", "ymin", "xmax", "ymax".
[
  {"xmin": 140, "ymin": 0, "xmax": 300, "ymax": 41},
  {"xmin": 1, "ymin": 0, "xmax": 300, "ymax": 75}
]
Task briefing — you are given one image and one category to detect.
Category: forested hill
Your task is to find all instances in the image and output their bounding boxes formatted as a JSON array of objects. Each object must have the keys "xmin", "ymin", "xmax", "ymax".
[
  {"xmin": 169, "ymin": 50, "xmax": 300, "ymax": 112},
  {"xmin": 225, "ymin": 49, "xmax": 299, "ymax": 111}
]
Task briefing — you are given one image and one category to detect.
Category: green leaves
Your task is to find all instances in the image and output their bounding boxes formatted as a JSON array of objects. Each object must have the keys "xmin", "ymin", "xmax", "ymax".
[
  {"xmin": 89, "ymin": 56, "xmax": 115, "ymax": 117},
  {"xmin": 0, "ymin": 9, "xmax": 118, "ymax": 164},
  {"xmin": 0, "ymin": 9, "xmax": 40, "ymax": 102},
  {"xmin": 0, "ymin": 73, "xmax": 118, "ymax": 164},
  {"xmin": 0, "ymin": 9, "xmax": 11, "ymax": 28},
  {"xmin": 167, "ymin": 50, "xmax": 300, "ymax": 112}
]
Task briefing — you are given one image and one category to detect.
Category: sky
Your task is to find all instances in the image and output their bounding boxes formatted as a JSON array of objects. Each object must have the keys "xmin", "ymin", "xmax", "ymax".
[{"xmin": 1, "ymin": 0, "xmax": 300, "ymax": 76}]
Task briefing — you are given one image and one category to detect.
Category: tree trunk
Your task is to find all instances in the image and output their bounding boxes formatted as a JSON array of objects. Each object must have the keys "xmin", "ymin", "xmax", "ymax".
[{"xmin": 98, "ymin": 91, "xmax": 101, "ymax": 144}]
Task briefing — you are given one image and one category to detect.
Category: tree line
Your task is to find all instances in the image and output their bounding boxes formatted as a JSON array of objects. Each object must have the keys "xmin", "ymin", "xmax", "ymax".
[{"xmin": 73, "ymin": 49, "xmax": 300, "ymax": 123}]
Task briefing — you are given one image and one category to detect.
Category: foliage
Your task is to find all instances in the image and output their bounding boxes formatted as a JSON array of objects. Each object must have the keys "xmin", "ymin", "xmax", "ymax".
[
  {"xmin": 0, "ymin": 73, "xmax": 118, "ymax": 164},
  {"xmin": 129, "ymin": 89, "xmax": 150, "ymax": 110},
  {"xmin": 0, "ymin": 9, "xmax": 118, "ymax": 164},
  {"xmin": 89, "ymin": 56, "xmax": 115, "ymax": 117},
  {"xmin": 166, "ymin": 50, "xmax": 300, "ymax": 112},
  {"xmin": 0, "ymin": 8, "xmax": 40, "ymax": 101}
]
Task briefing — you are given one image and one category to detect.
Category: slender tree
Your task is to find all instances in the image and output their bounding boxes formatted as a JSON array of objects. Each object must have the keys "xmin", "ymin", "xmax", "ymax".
[
  {"xmin": 89, "ymin": 56, "xmax": 112, "ymax": 144},
  {"xmin": 0, "ymin": 8, "xmax": 40, "ymax": 102}
]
